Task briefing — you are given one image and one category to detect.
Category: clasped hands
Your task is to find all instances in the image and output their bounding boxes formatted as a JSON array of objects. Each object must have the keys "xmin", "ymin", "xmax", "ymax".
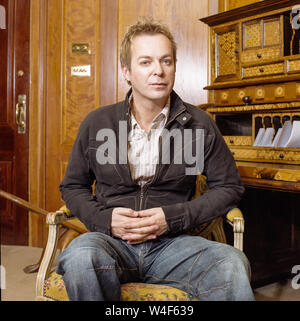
[{"xmin": 111, "ymin": 207, "xmax": 168, "ymax": 244}]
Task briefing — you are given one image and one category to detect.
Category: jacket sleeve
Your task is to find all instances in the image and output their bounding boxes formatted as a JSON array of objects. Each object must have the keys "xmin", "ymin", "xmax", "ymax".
[
  {"xmin": 161, "ymin": 118, "xmax": 245, "ymax": 234},
  {"xmin": 59, "ymin": 114, "xmax": 113, "ymax": 234}
]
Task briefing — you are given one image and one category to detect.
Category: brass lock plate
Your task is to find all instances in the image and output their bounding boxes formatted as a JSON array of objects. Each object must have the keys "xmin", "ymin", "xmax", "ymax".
[{"xmin": 71, "ymin": 43, "xmax": 90, "ymax": 54}]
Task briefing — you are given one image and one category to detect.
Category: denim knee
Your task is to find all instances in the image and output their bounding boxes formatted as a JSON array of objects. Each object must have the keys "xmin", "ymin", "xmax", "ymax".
[
  {"xmin": 65, "ymin": 231, "xmax": 110, "ymax": 250},
  {"xmin": 221, "ymin": 244, "xmax": 251, "ymax": 279},
  {"xmin": 56, "ymin": 232, "xmax": 124, "ymax": 301},
  {"xmin": 56, "ymin": 232, "xmax": 116, "ymax": 276},
  {"xmin": 192, "ymin": 242, "xmax": 254, "ymax": 300},
  {"xmin": 207, "ymin": 242, "xmax": 251, "ymax": 279}
]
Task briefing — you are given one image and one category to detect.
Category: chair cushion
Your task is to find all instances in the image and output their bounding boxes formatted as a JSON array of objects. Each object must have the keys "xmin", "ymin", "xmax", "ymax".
[
  {"xmin": 120, "ymin": 283, "xmax": 196, "ymax": 301},
  {"xmin": 43, "ymin": 272, "xmax": 196, "ymax": 301},
  {"xmin": 44, "ymin": 272, "xmax": 69, "ymax": 301}
]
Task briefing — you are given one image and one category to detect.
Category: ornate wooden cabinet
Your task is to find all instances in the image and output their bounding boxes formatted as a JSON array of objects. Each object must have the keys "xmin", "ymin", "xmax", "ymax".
[{"xmin": 201, "ymin": 0, "xmax": 300, "ymax": 287}]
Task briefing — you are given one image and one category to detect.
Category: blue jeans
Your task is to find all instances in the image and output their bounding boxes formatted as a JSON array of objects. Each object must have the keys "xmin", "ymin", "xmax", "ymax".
[{"xmin": 56, "ymin": 232, "xmax": 255, "ymax": 301}]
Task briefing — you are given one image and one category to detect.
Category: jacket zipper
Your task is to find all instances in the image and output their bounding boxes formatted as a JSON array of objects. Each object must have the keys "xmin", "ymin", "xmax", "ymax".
[
  {"xmin": 139, "ymin": 136, "xmax": 162, "ymax": 211},
  {"xmin": 139, "ymin": 186, "xmax": 145, "ymax": 211},
  {"xmin": 138, "ymin": 108, "xmax": 186, "ymax": 211}
]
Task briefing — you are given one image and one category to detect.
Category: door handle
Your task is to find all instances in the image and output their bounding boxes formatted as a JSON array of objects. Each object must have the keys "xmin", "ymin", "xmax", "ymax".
[{"xmin": 16, "ymin": 94, "xmax": 26, "ymax": 134}]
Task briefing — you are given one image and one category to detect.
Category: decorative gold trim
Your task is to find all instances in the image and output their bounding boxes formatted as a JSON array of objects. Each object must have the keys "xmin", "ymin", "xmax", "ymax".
[{"xmin": 207, "ymin": 102, "xmax": 300, "ymax": 113}]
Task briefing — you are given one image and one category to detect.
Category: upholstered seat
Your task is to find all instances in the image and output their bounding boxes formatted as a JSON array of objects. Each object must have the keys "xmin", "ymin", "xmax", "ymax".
[
  {"xmin": 36, "ymin": 175, "xmax": 245, "ymax": 301},
  {"xmin": 43, "ymin": 271, "xmax": 198, "ymax": 301}
]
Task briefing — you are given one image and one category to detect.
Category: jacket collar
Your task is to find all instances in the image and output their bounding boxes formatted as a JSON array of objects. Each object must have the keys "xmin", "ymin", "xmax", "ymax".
[
  {"xmin": 121, "ymin": 88, "xmax": 191, "ymax": 127},
  {"xmin": 168, "ymin": 91, "xmax": 191, "ymax": 127}
]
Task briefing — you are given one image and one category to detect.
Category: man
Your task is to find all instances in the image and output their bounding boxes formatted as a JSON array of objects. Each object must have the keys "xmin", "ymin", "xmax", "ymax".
[{"xmin": 57, "ymin": 17, "xmax": 255, "ymax": 301}]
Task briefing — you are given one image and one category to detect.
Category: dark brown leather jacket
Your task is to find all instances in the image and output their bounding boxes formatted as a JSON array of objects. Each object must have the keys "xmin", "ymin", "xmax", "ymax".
[{"xmin": 59, "ymin": 90, "xmax": 244, "ymax": 236}]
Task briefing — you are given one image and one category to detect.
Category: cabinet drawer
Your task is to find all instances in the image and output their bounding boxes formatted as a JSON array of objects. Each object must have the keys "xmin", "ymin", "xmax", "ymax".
[
  {"xmin": 230, "ymin": 146, "xmax": 300, "ymax": 164},
  {"xmin": 256, "ymin": 148, "xmax": 300, "ymax": 163},
  {"xmin": 241, "ymin": 47, "xmax": 281, "ymax": 65},
  {"xmin": 224, "ymin": 136, "xmax": 252, "ymax": 146},
  {"xmin": 230, "ymin": 147, "xmax": 257, "ymax": 161},
  {"xmin": 242, "ymin": 62, "xmax": 284, "ymax": 78},
  {"xmin": 287, "ymin": 59, "xmax": 300, "ymax": 73}
]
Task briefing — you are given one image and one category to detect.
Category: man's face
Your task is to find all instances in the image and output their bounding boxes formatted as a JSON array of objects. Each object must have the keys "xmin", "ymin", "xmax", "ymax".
[{"xmin": 122, "ymin": 33, "xmax": 176, "ymax": 105}]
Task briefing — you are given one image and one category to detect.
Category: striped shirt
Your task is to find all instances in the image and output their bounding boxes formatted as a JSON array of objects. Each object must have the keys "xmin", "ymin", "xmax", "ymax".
[{"xmin": 128, "ymin": 97, "xmax": 170, "ymax": 187}]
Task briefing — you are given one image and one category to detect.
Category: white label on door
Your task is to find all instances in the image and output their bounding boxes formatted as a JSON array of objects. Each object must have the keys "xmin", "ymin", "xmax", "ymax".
[{"xmin": 71, "ymin": 65, "xmax": 91, "ymax": 77}]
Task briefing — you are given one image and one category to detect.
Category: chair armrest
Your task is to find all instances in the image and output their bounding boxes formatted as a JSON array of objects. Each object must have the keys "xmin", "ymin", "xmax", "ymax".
[
  {"xmin": 56, "ymin": 205, "xmax": 88, "ymax": 234},
  {"xmin": 47, "ymin": 209, "xmax": 74, "ymax": 224},
  {"xmin": 0, "ymin": 189, "xmax": 48, "ymax": 216},
  {"xmin": 226, "ymin": 207, "xmax": 243, "ymax": 224},
  {"xmin": 57, "ymin": 205, "xmax": 73, "ymax": 218},
  {"xmin": 225, "ymin": 208, "xmax": 244, "ymax": 252}
]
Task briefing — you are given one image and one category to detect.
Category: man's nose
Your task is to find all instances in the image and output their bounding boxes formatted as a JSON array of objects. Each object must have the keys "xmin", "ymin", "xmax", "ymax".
[{"xmin": 153, "ymin": 62, "xmax": 164, "ymax": 76}]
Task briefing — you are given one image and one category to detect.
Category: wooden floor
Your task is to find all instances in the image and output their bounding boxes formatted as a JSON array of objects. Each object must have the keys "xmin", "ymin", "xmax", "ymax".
[{"xmin": 1, "ymin": 245, "xmax": 300, "ymax": 301}]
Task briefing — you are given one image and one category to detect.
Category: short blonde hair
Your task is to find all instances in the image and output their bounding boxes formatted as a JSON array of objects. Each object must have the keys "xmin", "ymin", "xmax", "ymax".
[{"xmin": 120, "ymin": 17, "xmax": 177, "ymax": 70}]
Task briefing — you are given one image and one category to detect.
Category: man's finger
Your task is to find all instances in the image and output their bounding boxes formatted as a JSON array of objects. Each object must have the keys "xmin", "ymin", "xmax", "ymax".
[
  {"xmin": 124, "ymin": 224, "xmax": 158, "ymax": 235},
  {"xmin": 123, "ymin": 217, "xmax": 154, "ymax": 229},
  {"xmin": 113, "ymin": 207, "xmax": 138, "ymax": 217},
  {"xmin": 127, "ymin": 234, "xmax": 157, "ymax": 245},
  {"xmin": 137, "ymin": 208, "xmax": 156, "ymax": 217},
  {"xmin": 122, "ymin": 232, "xmax": 157, "ymax": 242}
]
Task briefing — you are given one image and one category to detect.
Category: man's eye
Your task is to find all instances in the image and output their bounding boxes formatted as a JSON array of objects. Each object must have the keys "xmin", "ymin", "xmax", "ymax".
[
  {"xmin": 140, "ymin": 61, "xmax": 150, "ymax": 65},
  {"xmin": 163, "ymin": 59, "xmax": 172, "ymax": 65}
]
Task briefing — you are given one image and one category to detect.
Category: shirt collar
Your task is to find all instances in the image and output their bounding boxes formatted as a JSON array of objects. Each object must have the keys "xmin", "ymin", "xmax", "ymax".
[{"xmin": 129, "ymin": 94, "xmax": 170, "ymax": 130}]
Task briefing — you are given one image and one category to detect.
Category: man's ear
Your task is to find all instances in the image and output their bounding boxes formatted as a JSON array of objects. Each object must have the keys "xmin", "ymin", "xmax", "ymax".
[
  {"xmin": 121, "ymin": 64, "xmax": 132, "ymax": 86},
  {"xmin": 121, "ymin": 64, "xmax": 130, "ymax": 83}
]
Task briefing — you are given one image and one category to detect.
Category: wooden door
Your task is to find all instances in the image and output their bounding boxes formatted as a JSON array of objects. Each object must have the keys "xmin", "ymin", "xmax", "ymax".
[
  {"xmin": 31, "ymin": 0, "xmax": 118, "ymax": 247},
  {"xmin": 0, "ymin": 0, "xmax": 30, "ymax": 245}
]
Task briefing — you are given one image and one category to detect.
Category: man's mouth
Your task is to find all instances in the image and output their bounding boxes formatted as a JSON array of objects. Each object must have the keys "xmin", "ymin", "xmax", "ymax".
[{"xmin": 150, "ymin": 83, "xmax": 167, "ymax": 87}]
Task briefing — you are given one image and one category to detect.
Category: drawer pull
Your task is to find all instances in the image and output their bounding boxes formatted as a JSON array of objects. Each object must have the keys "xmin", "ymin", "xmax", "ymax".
[
  {"xmin": 279, "ymin": 153, "xmax": 284, "ymax": 159},
  {"xmin": 242, "ymin": 96, "xmax": 252, "ymax": 105},
  {"xmin": 259, "ymin": 68, "xmax": 264, "ymax": 72},
  {"xmin": 230, "ymin": 139, "xmax": 234, "ymax": 144},
  {"xmin": 257, "ymin": 53, "xmax": 262, "ymax": 58}
]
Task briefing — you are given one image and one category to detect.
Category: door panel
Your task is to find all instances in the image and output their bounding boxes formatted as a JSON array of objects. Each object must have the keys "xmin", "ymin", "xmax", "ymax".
[{"xmin": 0, "ymin": 0, "xmax": 30, "ymax": 245}]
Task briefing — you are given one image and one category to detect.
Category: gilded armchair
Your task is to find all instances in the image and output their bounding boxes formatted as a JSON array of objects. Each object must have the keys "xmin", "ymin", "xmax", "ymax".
[{"xmin": 35, "ymin": 175, "xmax": 245, "ymax": 301}]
